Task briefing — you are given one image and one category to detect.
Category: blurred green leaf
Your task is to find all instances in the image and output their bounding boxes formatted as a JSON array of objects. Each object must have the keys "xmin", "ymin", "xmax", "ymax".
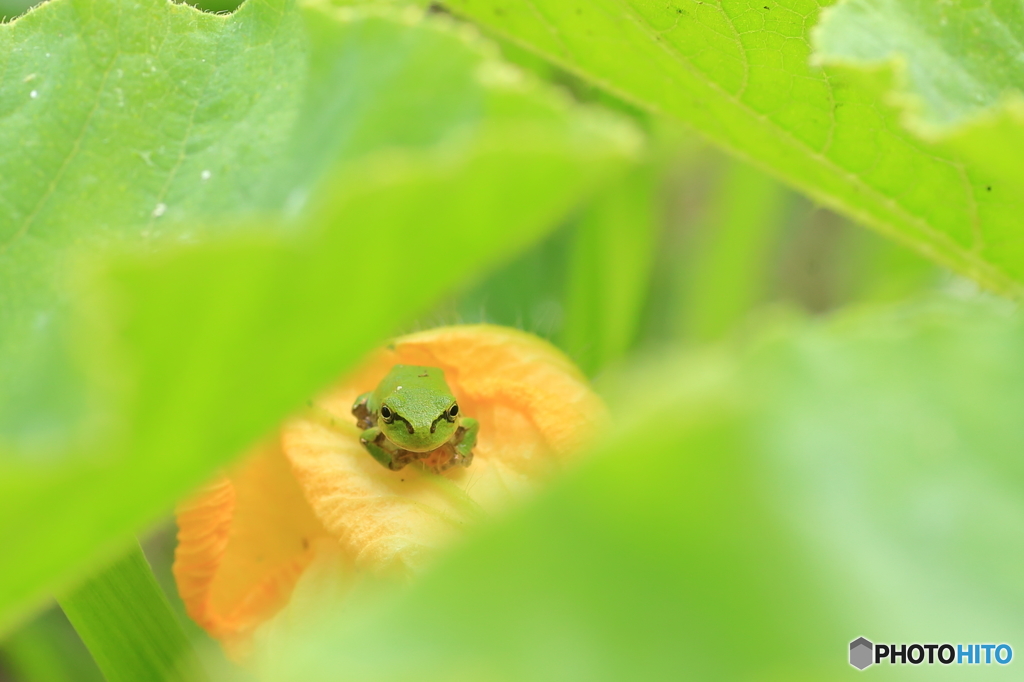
[
  {"xmin": 262, "ymin": 295, "xmax": 1024, "ymax": 680},
  {"xmin": 1, "ymin": 0, "xmax": 245, "ymax": 18},
  {"xmin": 0, "ymin": 0, "xmax": 637, "ymax": 631},
  {"xmin": 444, "ymin": 0, "xmax": 1024, "ymax": 295},
  {"xmin": 675, "ymin": 159, "xmax": 788, "ymax": 343},
  {"xmin": 433, "ymin": 225, "xmax": 572, "ymax": 339},
  {"xmin": 828, "ymin": 214, "xmax": 940, "ymax": 308},
  {"xmin": 560, "ymin": 162, "xmax": 661, "ymax": 375},
  {"xmin": 0, "ymin": 0, "xmax": 307, "ymax": 451},
  {"xmin": 0, "ymin": 0, "xmax": 33, "ymax": 20},
  {"xmin": 0, "ymin": 607, "xmax": 103, "ymax": 682},
  {"xmin": 59, "ymin": 541, "xmax": 205, "ymax": 682}
]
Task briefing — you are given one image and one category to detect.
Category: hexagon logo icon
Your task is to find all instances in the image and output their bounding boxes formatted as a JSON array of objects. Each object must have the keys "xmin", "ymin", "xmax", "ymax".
[{"xmin": 850, "ymin": 637, "xmax": 874, "ymax": 670}]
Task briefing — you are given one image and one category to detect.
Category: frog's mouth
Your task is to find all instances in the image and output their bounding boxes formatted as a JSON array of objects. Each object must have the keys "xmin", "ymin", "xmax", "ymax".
[{"xmin": 385, "ymin": 423, "xmax": 421, "ymax": 451}]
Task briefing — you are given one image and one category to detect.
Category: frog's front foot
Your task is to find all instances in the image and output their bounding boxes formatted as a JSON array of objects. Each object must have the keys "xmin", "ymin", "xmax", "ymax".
[
  {"xmin": 435, "ymin": 446, "xmax": 471, "ymax": 473},
  {"xmin": 360, "ymin": 427, "xmax": 408, "ymax": 470},
  {"xmin": 453, "ymin": 417, "xmax": 478, "ymax": 465},
  {"xmin": 352, "ymin": 393, "xmax": 374, "ymax": 430},
  {"xmin": 432, "ymin": 418, "xmax": 479, "ymax": 472}
]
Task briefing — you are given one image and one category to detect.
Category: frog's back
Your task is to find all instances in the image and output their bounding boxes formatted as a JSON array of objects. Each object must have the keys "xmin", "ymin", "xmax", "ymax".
[{"xmin": 372, "ymin": 364, "xmax": 451, "ymax": 403}]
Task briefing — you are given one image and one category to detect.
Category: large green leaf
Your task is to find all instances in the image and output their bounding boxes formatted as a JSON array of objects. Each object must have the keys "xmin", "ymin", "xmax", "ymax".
[
  {"xmin": 0, "ymin": 0, "xmax": 637, "ymax": 630},
  {"xmin": 814, "ymin": 0, "xmax": 1024, "ymax": 130},
  {"xmin": 443, "ymin": 0, "xmax": 1024, "ymax": 295},
  {"xmin": 812, "ymin": 0, "xmax": 1024, "ymax": 276},
  {"xmin": 262, "ymin": 295, "xmax": 1024, "ymax": 680}
]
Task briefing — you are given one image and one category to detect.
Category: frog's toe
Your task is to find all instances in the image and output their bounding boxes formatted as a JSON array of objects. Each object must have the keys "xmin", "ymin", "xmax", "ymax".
[{"xmin": 448, "ymin": 451, "xmax": 473, "ymax": 471}]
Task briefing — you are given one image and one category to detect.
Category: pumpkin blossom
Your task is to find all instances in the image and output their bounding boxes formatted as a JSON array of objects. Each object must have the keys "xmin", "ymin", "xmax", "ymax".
[{"xmin": 173, "ymin": 325, "xmax": 605, "ymax": 657}]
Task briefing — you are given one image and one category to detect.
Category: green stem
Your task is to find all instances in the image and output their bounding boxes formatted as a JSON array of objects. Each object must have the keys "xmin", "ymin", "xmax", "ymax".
[{"xmin": 58, "ymin": 540, "xmax": 208, "ymax": 682}]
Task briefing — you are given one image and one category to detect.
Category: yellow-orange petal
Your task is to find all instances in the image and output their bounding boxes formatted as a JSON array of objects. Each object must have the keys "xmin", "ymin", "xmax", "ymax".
[
  {"xmin": 175, "ymin": 325, "xmax": 605, "ymax": 653},
  {"xmin": 282, "ymin": 324, "xmax": 606, "ymax": 574},
  {"xmin": 173, "ymin": 441, "xmax": 333, "ymax": 659}
]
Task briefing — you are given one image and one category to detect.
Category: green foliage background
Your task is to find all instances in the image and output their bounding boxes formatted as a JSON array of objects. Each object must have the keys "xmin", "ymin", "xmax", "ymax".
[{"xmin": 0, "ymin": 0, "xmax": 1020, "ymax": 680}]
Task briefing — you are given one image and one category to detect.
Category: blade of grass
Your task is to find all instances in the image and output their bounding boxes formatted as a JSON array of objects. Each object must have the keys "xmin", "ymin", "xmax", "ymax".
[
  {"xmin": 560, "ymin": 162, "xmax": 663, "ymax": 375},
  {"xmin": 58, "ymin": 540, "xmax": 207, "ymax": 682},
  {"xmin": 676, "ymin": 160, "xmax": 789, "ymax": 344}
]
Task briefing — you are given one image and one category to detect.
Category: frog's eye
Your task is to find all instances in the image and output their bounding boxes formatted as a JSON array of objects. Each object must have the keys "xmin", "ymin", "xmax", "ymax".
[
  {"xmin": 380, "ymin": 404, "xmax": 394, "ymax": 423},
  {"xmin": 447, "ymin": 403, "xmax": 459, "ymax": 420}
]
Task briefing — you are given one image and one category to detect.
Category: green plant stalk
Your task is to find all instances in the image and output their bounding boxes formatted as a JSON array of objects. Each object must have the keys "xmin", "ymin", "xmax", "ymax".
[
  {"xmin": 677, "ymin": 160, "xmax": 789, "ymax": 344},
  {"xmin": 58, "ymin": 540, "xmax": 208, "ymax": 682},
  {"xmin": 561, "ymin": 162, "xmax": 662, "ymax": 376}
]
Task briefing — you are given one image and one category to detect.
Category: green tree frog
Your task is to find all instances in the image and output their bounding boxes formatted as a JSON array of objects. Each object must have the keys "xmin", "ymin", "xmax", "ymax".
[{"xmin": 352, "ymin": 364, "xmax": 479, "ymax": 473}]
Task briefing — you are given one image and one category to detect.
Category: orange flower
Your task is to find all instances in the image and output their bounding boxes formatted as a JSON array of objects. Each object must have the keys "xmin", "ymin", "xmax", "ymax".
[{"xmin": 173, "ymin": 325, "xmax": 605, "ymax": 658}]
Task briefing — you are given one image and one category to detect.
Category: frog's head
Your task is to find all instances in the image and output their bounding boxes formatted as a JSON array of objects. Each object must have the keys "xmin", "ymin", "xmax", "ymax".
[{"xmin": 378, "ymin": 387, "xmax": 460, "ymax": 453}]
